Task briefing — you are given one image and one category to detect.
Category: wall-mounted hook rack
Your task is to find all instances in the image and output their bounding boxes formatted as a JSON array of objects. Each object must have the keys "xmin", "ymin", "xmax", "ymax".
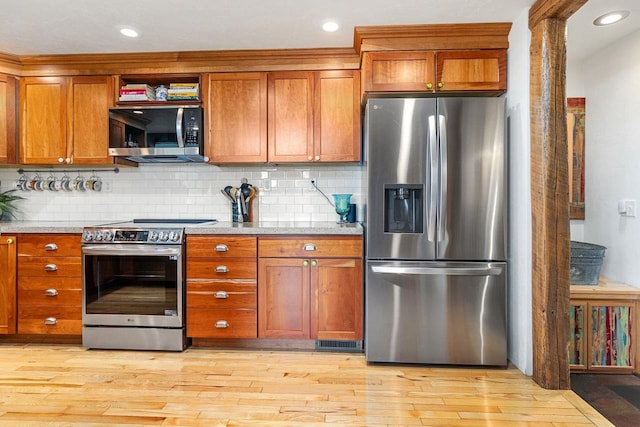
[{"xmin": 17, "ymin": 167, "xmax": 120, "ymax": 175}]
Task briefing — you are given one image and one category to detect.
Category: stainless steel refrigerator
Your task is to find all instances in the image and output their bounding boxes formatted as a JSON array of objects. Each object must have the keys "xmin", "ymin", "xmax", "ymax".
[{"xmin": 364, "ymin": 97, "xmax": 507, "ymax": 366}]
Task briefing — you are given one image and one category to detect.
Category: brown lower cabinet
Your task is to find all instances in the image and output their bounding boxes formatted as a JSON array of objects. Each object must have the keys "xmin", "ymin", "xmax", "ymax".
[
  {"xmin": 258, "ymin": 236, "xmax": 363, "ymax": 341},
  {"xmin": 186, "ymin": 235, "xmax": 258, "ymax": 338},
  {"xmin": 17, "ymin": 234, "xmax": 82, "ymax": 335},
  {"xmin": 0, "ymin": 236, "xmax": 17, "ymax": 334}
]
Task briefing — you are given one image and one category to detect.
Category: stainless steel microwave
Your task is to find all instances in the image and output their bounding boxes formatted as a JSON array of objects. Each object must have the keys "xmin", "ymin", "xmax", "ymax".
[{"xmin": 108, "ymin": 106, "xmax": 205, "ymax": 163}]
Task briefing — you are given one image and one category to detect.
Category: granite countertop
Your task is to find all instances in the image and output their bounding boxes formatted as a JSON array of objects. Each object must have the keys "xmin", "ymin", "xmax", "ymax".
[{"xmin": 0, "ymin": 220, "xmax": 362, "ymax": 235}]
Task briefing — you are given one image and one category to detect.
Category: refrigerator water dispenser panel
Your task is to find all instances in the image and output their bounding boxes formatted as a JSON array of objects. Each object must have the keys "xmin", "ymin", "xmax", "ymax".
[{"xmin": 384, "ymin": 185, "xmax": 423, "ymax": 233}]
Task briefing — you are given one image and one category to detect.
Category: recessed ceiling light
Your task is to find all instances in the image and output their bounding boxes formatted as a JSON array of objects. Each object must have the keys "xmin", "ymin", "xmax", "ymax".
[
  {"xmin": 120, "ymin": 27, "xmax": 139, "ymax": 38},
  {"xmin": 593, "ymin": 10, "xmax": 630, "ymax": 26},
  {"xmin": 322, "ymin": 21, "xmax": 339, "ymax": 32}
]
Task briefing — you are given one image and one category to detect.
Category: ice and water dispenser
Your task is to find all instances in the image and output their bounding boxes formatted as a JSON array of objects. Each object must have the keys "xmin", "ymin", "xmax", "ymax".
[{"xmin": 384, "ymin": 185, "xmax": 423, "ymax": 233}]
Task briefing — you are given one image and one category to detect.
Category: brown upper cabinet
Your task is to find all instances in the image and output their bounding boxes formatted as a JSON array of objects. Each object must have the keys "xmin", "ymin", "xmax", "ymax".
[
  {"xmin": 0, "ymin": 74, "xmax": 17, "ymax": 164},
  {"xmin": 20, "ymin": 76, "xmax": 114, "ymax": 165},
  {"xmin": 206, "ymin": 72, "xmax": 268, "ymax": 163},
  {"xmin": 207, "ymin": 70, "xmax": 360, "ymax": 164},
  {"xmin": 362, "ymin": 49, "xmax": 507, "ymax": 94}
]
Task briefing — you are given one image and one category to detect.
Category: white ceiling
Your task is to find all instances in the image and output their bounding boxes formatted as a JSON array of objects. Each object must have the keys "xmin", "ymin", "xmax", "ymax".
[
  {"xmin": 567, "ymin": 0, "xmax": 640, "ymax": 62},
  {"xmin": 0, "ymin": 0, "xmax": 636, "ymax": 60}
]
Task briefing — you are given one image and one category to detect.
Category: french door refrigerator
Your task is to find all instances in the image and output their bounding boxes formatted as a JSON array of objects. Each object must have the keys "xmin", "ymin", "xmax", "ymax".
[{"xmin": 364, "ymin": 97, "xmax": 507, "ymax": 366}]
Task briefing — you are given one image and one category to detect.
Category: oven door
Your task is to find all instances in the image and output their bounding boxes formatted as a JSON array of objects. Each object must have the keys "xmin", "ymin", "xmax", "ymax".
[{"xmin": 82, "ymin": 244, "xmax": 184, "ymax": 328}]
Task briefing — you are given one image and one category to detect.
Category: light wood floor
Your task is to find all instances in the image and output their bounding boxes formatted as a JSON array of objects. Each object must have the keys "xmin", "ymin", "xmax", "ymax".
[{"xmin": 0, "ymin": 345, "xmax": 612, "ymax": 426}]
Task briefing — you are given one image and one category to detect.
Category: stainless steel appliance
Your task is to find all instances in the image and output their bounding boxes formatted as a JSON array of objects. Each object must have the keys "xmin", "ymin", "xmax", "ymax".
[
  {"xmin": 108, "ymin": 106, "xmax": 205, "ymax": 163},
  {"xmin": 81, "ymin": 219, "xmax": 216, "ymax": 351},
  {"xmin": 364, "ymin": 97, "xmax": 507, "ymax": 366}
]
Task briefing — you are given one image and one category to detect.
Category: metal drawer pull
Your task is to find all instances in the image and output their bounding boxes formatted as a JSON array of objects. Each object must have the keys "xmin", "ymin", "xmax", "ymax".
[
  {"xmin": 44, "ymin": 289, "xmax": 59, "ymax": 297},
  {"xmin": 215, "ymin": 320, "xmax": 229, "ymax": 329},
  {"xmin": 303, "ymin": 244, "xmax": 317, "ymax": 251},
  {"xmin": 215, "ymin": 244, "xmax": 229, "ymax": 252},
  {"xmin": 44, "ymin": 264, "xmax": 58, "ymax": 271},
  {"xmin": 44, "ymin": 243, "xmax": 58, "ymax": 251},
  {"xmin": 215, "ymin": 291, "xmax": 229, "ymax": 299},
  {"xmin": 44, "ymin": 317, "xmax": 57, "ymax": 325},
  {"xmin": 215, "ymin": 265, "xmax": 229, "ymax": 273}
]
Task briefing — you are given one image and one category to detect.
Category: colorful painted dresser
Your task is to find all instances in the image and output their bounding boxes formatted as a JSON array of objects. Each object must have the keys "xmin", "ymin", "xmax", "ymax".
[{"xmin": 570, "ymin": 278, "xmax": 640, "ymax": 373}]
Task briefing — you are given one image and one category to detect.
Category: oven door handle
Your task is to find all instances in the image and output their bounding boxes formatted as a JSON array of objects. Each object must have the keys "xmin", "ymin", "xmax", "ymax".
[{"xmin": 82, "ymin": 245, "xmax": 182, "ymax": 257}]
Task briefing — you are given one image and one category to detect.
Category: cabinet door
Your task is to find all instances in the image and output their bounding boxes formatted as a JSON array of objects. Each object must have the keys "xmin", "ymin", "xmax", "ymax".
[
  {"xmin": 258, "ymin": 258, "xmax": 310, "ymax": 339},
  {"xmin": 68, "ymin": 76, "xmax": 114, "ymax": 164},
  {"xmin": 0, "ymin": 74, "xmax": 17, "ymax": 164},
  {"xmin": 207, "ymin": 73, "xmax": 267, "ymax": 163},
  {"xmin": 0, "ymin": 236, "xmax": 17, "ymax": 334},
  {"xmin": 20, "ymin": 76, "xmax": 68, "ymax": 164},
  {"xmin": 436, "ymin": 50, "xmax": 507, "ymax": 92},
  {"xmin": 569, "ymin": 302, "xmax": 587, "ymax": 370},
  {"xmin": 362, "ymin": 51, "xmax": 435, "ymax": 92},
  {"xmin": 311, "ymin": 258, "xmax": 363, "ymax": 340},
  {"xmin": 314, "ymin": 70, "xmax": 361, "ymax": 162},
  {"xmin": 267, "ymin": 72, "xmax": 314, "ymax": 162},
  {"xmin": 588, "ymin": 302, "xmax": 635, "ymax": 371}
]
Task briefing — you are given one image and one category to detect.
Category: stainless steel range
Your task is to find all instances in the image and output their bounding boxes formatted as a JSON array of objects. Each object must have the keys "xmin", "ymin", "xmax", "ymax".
[{"xmin": 81, "ymin": 219, "xmax": 216, "ymax": 351}]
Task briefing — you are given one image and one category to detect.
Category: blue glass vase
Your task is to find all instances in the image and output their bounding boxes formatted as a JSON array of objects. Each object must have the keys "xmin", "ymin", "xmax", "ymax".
[{"xmin": 332, "ymin": 194, "xmax": 352, "ymax": 224}]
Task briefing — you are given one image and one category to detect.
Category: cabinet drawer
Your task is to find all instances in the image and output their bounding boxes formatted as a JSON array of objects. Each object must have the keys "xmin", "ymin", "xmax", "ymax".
[
  {"xmin": 187, "ymin": 280, "xmax": 256, "ymax": 308},
  {"xmin": 187, "ymin": 308, "xmax": 257, "ymax": 338},
  {"xmin": 18, "ymin": 234, "xmax": 81, "ymax": 257},
  {"xmin": 18, "ymin": 276, "xmax": 81, "ymax": 291},
  {"xmin": 18, "ymin": 257, "xmax": 82, "ymax": 277},
  {"xmin": 187, "ymin": 236, "xmax": 257, "ymax": 258},
  {"xmin": 258, "ymin": 237, "xmax": 362, "ymax": 258},
  {"xmin": 18, "ymin": 287, "xmax": 82, "ymax": 306},
  {"xmin": 187, "ymin": 259, "xmax": 256, "ymax": 279},
  {"xmin": 18, "ymin": 305, "xmax": 82, "ymax": 335}
]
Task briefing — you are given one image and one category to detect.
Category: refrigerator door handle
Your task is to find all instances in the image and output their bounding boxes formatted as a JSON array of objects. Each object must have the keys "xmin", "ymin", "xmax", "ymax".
[
  {"xmin": 438, "ymin": 114, "xmax": 447, "ymax": 242},
  {"xmin": 427, "ymin": 115, "xmax": 438, "ymax": 241},
  {"xmin": 371, "ymin": 265, "xmax": 503, "ymax": 276}
]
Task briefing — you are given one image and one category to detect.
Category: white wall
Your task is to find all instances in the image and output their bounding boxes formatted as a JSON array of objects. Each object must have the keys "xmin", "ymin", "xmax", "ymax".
[
  {"xmin": 0, "ymin": 164, "xmax": 362, "ymax": 223},
  {"xmin": 506, "ymin": 9, "xmax": 533, "ymax": 376},
  {"xmin": 578, "ymin": 28, "xmax": 640, "ymax": 287}
]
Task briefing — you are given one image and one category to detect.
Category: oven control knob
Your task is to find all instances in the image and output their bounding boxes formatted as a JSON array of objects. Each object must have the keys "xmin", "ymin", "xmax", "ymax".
[
  {"xmin": 149, "ymin": 231, "xmax": 160, "ymax": 242},
  {"xmin": 159, "ymin": 231, "xmax": 169, "ymax": 242},
  {"xmin": 94, "ymin": 231, "xmax": 103, "ymax": 241},
  {"xmin": 169, "ymin": 231, "xmax": 180, "ymax": 242},
  {"xmin": 103, "ymin": 231, "xmax": 113, "ymax": 241},
  {"xmin": 82, "ymin": 231, "xmax": 94, "ymax": 241}
]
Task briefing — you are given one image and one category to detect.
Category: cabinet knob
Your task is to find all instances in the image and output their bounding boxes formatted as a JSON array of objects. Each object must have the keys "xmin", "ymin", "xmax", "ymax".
[
  {"xmin": 426, "ymin": 82, "xmax": 433, "ymax": 89},
  {"xmin": 44, "ymin": 243, "xmax": 58, "ymax": 251},
  {"xmin": 214, "ymin": 244, "xmax": 229, "ymax": 252},
  {"xmin": 438, "ymin": 82, "xmax": 444, "ymax": 88},
  {"xmin": 215, "ymin": 291, "xmax": 229, "ymax": 299},
  {"xmin": 58, "ymin": 157, "xmax": 64, "ymax": 163},
  {"xmin": 311, "ymin": 260, "xmax": 317, "ymax": 267},
  {"xmin": 215, "ymin": 265, "xmax": 229, "ymax": 273},
  {"xmin": 65, "ymin": 158, "xmax": 71, "ymax": 164},
  {"xmin": 44, "ymin": 264, "xmax": 58, "ymax": 272},
  {"xmin": 303, "ymin": 243, "xmax": 317, "ymax": 252},
  {"xmin": 44, "ymin": 289, "xmax": 59, "ymax": 297},
  {"xmin": 5, "ymin": 238, "xmax": 13, "ymax": 244},
  {"xmin": 308, "ymin": 156, "xmax": 313, "ymax": 161},
  {"xmin": 303, "ymin": 260, "xmax": 309, "ymax": 267},
  {"xmin": 215, "ymin": 320, "xmax": 229, "ymax": 329},
  {"xmin": 315, "ymin": 156, "xmax": 320, "ymax": 161},
  {"xmin": 44, "ymin": 317, "xmax": 58, "ymax": 325}
]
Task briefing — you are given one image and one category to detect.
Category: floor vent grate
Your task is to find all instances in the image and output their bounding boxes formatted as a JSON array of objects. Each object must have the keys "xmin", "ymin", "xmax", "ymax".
[{"xmin": 315, "ymin": 340, "xmax": 363, "ymax": 352}]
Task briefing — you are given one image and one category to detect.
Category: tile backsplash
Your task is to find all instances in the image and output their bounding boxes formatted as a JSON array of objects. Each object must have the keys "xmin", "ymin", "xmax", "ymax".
[{"xmin": 0, "ymin": 164, "xmax": 363, "ymax": 223}]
